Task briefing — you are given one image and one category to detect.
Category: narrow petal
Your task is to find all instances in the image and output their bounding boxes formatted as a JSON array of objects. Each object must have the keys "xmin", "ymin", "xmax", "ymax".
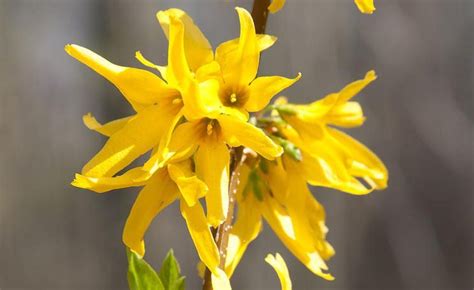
[
  {"xmin": 123, "ymin": 169, "xmax": 179, "ymax": 257},
  {"xmin": 265, "ymin": 253, "xmax": 292, "ymax": 290},
  {"xmin": 166, "ymin": 15, "xmax": 193, "ymax": 88},
  {"xmin": 336, "ymin": 70, "xmax": 377, "ymax": 104},
  {"xmin": 217, "ymin": 7, "xmax": 259, "ymax": 89},
  {"xmin": 211, "ymin": 268, "xmax": 232, "ymax": 290},
  {"xmin": 225, "ymin": 190, "xmax": 262, "ymax": 276},
  {"xmin": 355, "ymin": 0, "xmax": 376, "ymax": 14},
  {"xmin": 82, "ymin": 113, "xmax": 132, "ymax": 137},
  {"xmin": 218, "ymin": 115, "xmax": 283, "ymax": 160},
  {"xmin": 260, "ymin": 192, "xmax": 334, "ymax": 280},
  {"xmin": 194, "ymin": 139, "xmax": 230, "ymax": 227},
  {"xmin": 282, "ymin": 126, "xmax": 373, "ymax": 194},
  {"xmin": 245, "ymin": 73, "xmax": 301, "ymax": 112},
  {"xmin": 268, "ymin": 0, "xmax": 286, "ymax": 14},
  {"xmin": 157, "ymin": 9, "xmax": 213, "ymax": 72},
  {"xmin": 168, "ymin": 160, "xmax": 208, "ymax": 207},
  {"xmin": 65, "ymin": 44, "xmax": 177, "ymax": 111},
  {"xmin": 215, "ymin": 34, "xmax": 277, "ymax": 64},
  {"xmin": 324, "ymin": 101, "xmax": 365, "ymax": 128},
  {"xmin": 180, "ymin": 199, "xmax": 221, "ymax": 273},
  {"xmin": 72, "ymin": 167, "xmax": 147, "ymax": 193},
  {"xmin": 135, "ymin": 51, "xmax": 167, "ymax": 79},
  {"xmin": 195, "ymin": 61, "xmax": 222, "ymax": 83},
  {"xmin": 82, "ymin": 105, "xmax": 174, "ymax": 177},
  {"xmin": 328, "ymin": 128, "xmax": 388, "ymax": 189},
  {"xmin": 143, "ymin": 120, "xmax": 200, "ymax": 175}
]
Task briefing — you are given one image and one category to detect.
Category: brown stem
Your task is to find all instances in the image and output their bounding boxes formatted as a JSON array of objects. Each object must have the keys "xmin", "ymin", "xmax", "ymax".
[{"xmin": 252, "ymin": 0, "xmax": 272, "ymax": 34}]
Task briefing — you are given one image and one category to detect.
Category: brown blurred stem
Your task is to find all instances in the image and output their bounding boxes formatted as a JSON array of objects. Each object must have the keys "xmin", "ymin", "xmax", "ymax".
[
  {"xmin": 252, "ymin": 0, "xmax": 271, "ymax": 34},
  {"xmin": 201, "ymin": 2, "xmax": 271, "ymax": 289}
]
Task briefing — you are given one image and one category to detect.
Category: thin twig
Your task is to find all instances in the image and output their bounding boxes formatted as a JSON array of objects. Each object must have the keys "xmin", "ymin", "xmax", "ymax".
[{"xmin": 251, "ymin": 0, "xmax": 272, "ymax": 34}]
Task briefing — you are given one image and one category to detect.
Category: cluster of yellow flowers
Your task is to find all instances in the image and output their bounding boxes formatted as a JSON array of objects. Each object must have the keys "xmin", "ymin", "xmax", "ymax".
[{"xmin": 68, "ymin": 1, "xmax": 385, "ymax": 289}]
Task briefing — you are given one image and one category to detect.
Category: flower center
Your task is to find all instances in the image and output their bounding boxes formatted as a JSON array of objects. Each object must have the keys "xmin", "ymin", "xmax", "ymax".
[
  {"xmin": 220, "ymin": 87, "xmax": 248, "ymax": 108},
  {"xmin": 198, "ymin": 118, "xmax": 221, "ymax": 141},
  {"xmin": 172, "ymin": 97, "xmax": 182, "ymax": 105}
]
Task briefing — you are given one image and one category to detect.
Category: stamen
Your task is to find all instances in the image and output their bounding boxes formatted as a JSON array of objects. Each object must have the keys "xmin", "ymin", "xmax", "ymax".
[
  {"xmin": 206, "ymin": 123, "xmax": 214, "ymax": 136},
  {"xmin": 172, "ymin": 98, "xmax": 182, "ymax": 105},
  {"xmin": 230, "ymin": 93, "xmax": 237, "ymax": 103}
]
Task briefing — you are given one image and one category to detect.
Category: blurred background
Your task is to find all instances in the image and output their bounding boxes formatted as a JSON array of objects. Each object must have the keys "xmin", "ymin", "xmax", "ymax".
[{"xmin": 0, "ymin": 0, "xmax": 472, "ymax": 289}]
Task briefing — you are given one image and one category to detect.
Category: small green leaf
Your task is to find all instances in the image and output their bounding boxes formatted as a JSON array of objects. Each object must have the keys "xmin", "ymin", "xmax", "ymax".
[
  {"xmin": 272, "ymin": 136, "xmax": 302, "ymax": 161},
  {"xmin": 159, "ymin": 250, "xmax": 186, "ymax": 290},
  {"xmin": 127, "ymin": 248, "xmax": 165, "ymax": 290},
  {"xmin": 275, "ymin": 105, "xmax": 298, "ymax": 116},
  {"xmin": 249, "ymin": 170, "xmax": 264, "ymax": 201}
]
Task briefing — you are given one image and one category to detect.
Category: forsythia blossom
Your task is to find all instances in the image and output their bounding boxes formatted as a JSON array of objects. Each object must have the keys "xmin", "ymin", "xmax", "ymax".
[{"xmin": 68, "ymin": 3, "xmax": 386, "ymax": 290}]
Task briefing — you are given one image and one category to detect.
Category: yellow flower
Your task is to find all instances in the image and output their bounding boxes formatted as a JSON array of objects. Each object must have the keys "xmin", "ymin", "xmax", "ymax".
[
  {"xmin": 275, "ymin": 70, "xmax": 388, "ymax": 194},
  {"xmin": 214, "ymin": 8, "xmax": 301, "ymax": 120},
  {"xmin": 158, "ymin": 115, "xmax": 282, "ymax": 227},
  {"xmin": 65, "ymin": 11, "xmax": 217, "ymax": 179},
  {"xmin": 355, "ymin": 0, "xmax": 376, "ymax": 14},
  {"xmin": 265, "ymin": 253, "xmax": 292, "ymax": 290},
  {"xmin": 225, "ymin": 157, "xmax": 335, "ymax": 281},
  {"xmin": 268, "ymin": 0, "xmax": 286, "ymax": 14}
]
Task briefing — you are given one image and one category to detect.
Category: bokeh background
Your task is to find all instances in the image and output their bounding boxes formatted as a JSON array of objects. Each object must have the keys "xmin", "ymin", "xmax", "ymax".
[{"xmin": 0, "ymin": 0, "xmax": 472, "ymax": 289}]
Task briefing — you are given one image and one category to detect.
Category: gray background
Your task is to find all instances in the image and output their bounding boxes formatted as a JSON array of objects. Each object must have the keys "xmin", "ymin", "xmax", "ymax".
[{"xmin": 0, "ymin": 0, "xmax": 472, "ymax": 289}]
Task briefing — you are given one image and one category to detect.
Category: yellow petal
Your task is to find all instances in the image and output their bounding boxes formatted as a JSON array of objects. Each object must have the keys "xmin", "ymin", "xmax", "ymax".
[
  {"xmin": 194, "ymin": 138, "xmax": 230, "ymax": 227},
  {"xmin": 157, "ymin": 9, "xmax": 213, "ymax": 72},
  {"xmin": 282, "ymin": 159, "xmax": 335, "ymax": 260},
  {"xmin": 336, "ymin": 70, "xmax": 377, "ymax": 104},
  {"xmin": 300, "ymin": 151, "xmax": 373, "ymax": 195},
  {"xmin": 245, "ymin": 73, "xmax": 301, "ymax": 112},
  {"xmin": 82, "ymin": 105, "xmax": 175, "ymax": 177},
  {"xmin": 195, "ymin": 61, "xmax": 223, "ymax": 83},
  {"xmin": 65, "ymin": 44, "xmax": 177, "ymax": 111},
  {"xmin": 82, "ymin": 113, "xmax": 132, "ymax": 137},
  {"xmin": 166, "ymin": 16, "xmax": 193, "ymax": 88},
  {"xmin": 217, "ymin": 7, "xmax": 259, "ymax": 90},
  {"xmin": 218, "ymin": 115, "xmax": 283, "ymax": 160},
  {"xmin": 144, "ymin": 120, "xmax": 200, "ymax": 175},
  {"xmin": 260, "ymin": 194, "xmax": 334, "ymax": 281},
  {"xmin": 328, "ymin": 128, "xmax": 388, "ymax": 189},
  {"xmin": 135, "ymin": 51, "xmax": 167, "ymax": 79},
  {"xmin": 282, "ymin": 126, "xmax": 373, "ymax": 195},
  {"xmin": 265, "ymin": 253, "xmax": 292, "ymax": 290},
  {"xmin": 211, "ymin": 268, "xmax": 232, "ymax": 290},
  {"xmin": 168, "ymin": 160, "xmax": 208, "ymax": 207},
  {"xmin": 180, "ymin": 199, "xmax": 221, "ymax": 273},
  {"xmin": 225, "ymin": 189, "xmax": 262, "ymax": 276},
  {"xmin": 355, "ymin": 0, "xmax": 376, "ymax": 14},
  {"xmin": 324, "ymin": 101, "xmax": 365, "ymax": 128},
  {"xmin": 72, "ymin": 167, "xmax": 147, "ymax": 193},
  {"xmin": 183, "ymin": 78, "xmax": 222, "ymax": 121},
  {"xmin": 268, "ymin": 0, "xmax": 286, "ymax": 14},
  {"xmin": 216, "ymin": 34, "xmax": 277, "ymax": 64},
  {"xmin": 123, "ymin": 169, "xmax": 179, "ymax": 257}
]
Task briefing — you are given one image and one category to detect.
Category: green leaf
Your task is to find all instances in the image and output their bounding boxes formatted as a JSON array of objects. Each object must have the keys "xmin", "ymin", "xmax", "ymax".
[
  {"xmin": 159, "ymin": 250, "xmax": 186, "ymax": 290},
  {"xmin": 249, "ymin": 170, "xmax": 264, "ymax": 201},
  {"xmin": 127, "ymin": 248, "xmax": 165, "ymax": 290},
  {"xmin": 272, "ymin": 136, "xmax": 302, "ymax": 161}
]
